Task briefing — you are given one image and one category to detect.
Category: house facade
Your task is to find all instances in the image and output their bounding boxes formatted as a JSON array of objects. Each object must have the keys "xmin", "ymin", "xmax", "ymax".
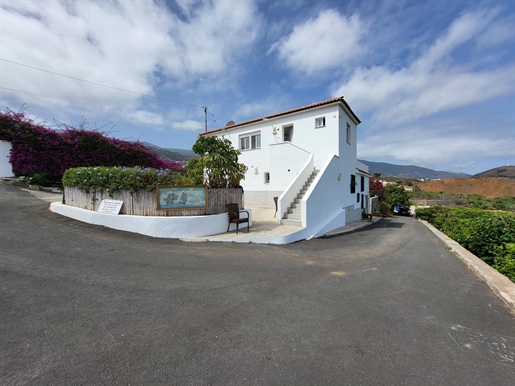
[
  {"xmin": 200, "ymin": 97, "xmax": 370, "ymax": 239},
  {"xmin": 0, "ymin": 140, "xmax": 14, "ymax": 178}
]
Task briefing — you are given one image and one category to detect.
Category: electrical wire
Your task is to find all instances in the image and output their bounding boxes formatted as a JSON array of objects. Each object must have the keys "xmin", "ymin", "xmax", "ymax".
[
  {"xmin": 0, "ymin": 86, "xmax": 171, "ymax": 120},
  {"xmin": 0, "ymin": 57, "xmax": 203, "ymax": 108}
]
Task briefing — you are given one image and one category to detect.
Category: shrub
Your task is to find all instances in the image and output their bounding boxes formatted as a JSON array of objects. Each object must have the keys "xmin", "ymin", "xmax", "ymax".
[
  {"xmin": 416, "ymin": 206, "xmax": 515, "ymax": 271},
  {"xmin": 493, "ymin": 244, "xmax": 515, "ymax": 282},
  {"xmin": 62, "ymin": 166, "xmax": 192, "ymax": 194},
  {"xmin": 29, "ymin": 172, "xmax": 49, "ymax": 187},
  {"xmin": 0, "ymin": 109, "xmax": 179, "ymax": 180},
  {"xmin": 369, "ymin": 179, "xmax": 384, "ymax": 199},
  {"xmin": 379, "ymin": 201, "xmax": 391, "ymax": 215},
  {"xmin": 383, "ymin": 184, "xmax": 410, "ymax": 206},
  {"xmin": 465, "ymin": 194, "xmax": 490, "ymax": 209}
]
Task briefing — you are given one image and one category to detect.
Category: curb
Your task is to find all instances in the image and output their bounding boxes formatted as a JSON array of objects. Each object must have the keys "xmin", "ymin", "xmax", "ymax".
[{"xmin": 419, "ymin": 220, "xmax": 515, "ymax": 315}]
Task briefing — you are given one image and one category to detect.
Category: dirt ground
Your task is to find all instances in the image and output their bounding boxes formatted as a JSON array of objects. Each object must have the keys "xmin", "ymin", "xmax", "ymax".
[{"xmin": 417, "ymin": 178, "xmax": 515, "ymax": 198}]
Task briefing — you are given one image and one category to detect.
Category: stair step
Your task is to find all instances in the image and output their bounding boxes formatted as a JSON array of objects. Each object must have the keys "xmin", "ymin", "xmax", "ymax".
[
  {"xmin": 281, "ymin": 218, "xmax": 302, "ymax": 227},
  {"xmin": 288, "ymin": 207, "xmax": 301, "ymax": 215},
  {"xmin": 280, "ymin": 167, "xmax": 320, "ymax": 223}
]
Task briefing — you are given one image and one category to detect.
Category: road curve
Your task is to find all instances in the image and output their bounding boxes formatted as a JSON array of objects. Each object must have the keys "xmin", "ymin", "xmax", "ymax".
[{"xmin": 1, "ymin": 183, "xmax": 514, "ymax": 385}]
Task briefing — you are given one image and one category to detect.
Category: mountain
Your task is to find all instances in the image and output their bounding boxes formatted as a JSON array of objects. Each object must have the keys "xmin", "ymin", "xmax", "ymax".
[
  {"xmin": 142, "ymin": 142, "xmax": 197, "ymax": 162},
  {"xmin": 473, "ymin": 166, "xmax": 515, "ymax": 179},
  {"xmin": 359, "ymin": 160, "xmax": 471, "ymax": 180}
]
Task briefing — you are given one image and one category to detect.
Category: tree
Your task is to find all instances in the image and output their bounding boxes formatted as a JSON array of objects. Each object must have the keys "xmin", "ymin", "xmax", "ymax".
[
  {"xmin": 383, "ymin": 184, "xmax": 410, "ymax": 207},
  {"xmin": 187, "ymin": 136, "xmax": 247, "ymax": 188}
]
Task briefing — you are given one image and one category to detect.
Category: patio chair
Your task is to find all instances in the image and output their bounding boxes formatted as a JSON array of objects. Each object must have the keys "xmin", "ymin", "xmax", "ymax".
[{"xmin": 227, "ymin": 203, "xmax": 250, "ymax": 234}]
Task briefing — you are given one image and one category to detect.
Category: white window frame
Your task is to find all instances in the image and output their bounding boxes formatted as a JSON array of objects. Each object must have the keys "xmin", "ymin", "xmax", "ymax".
[
  {"xmin": 239, "ymin": 132, "xmax": 261, "ymax": 151},
  {"xmin": 315, "ymin": 117, "xmax": 326, "ymax": 128}
]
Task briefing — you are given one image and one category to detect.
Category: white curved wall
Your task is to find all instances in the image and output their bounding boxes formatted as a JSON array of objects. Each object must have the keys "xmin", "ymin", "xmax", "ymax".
[{"xmin": 50, "ymin": 202, "xmax": 252, "ymax": 238}]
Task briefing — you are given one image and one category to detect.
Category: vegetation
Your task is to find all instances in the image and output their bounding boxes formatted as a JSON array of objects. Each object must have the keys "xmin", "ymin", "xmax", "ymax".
[
  {"xmin": 0, "ymin": 108, "xmax": 179, "ymax": 182},
  {"xmin": 415, "ymin": 206, "xmax": 515, "ymax": 282},
  {"xmin": 368, "ymin": 178, "xmax": 411, "ymax": 215},
  {"xmin": 187, "ymin": 136, "xmax": 247, "ymax": 188},
  {"xmin": 383, "ymin": 184, "xmax": 410, "ymax": 207},
  {"xmin": 409, "ymin": 189, "xmax": 515, "ymax": 211},
  {"xmin": 62, "ymin": 136, "xmax": 248, "ymax": 194},
  {"xmin": 369, "ymin": 178, "xmax": 385, "ymax": 200},
  {"xmin": 408, "ymin": 189, "xmax": 464, "ymax": 200},
  {"xmin": 62, "ymin": 166, "xmax": 192, "ymax": 194}
]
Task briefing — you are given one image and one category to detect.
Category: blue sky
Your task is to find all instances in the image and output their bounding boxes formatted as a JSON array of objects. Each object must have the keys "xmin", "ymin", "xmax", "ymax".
[{"xmin": 1, "ymin": 0, "xmax": 513, "ymax": 175}]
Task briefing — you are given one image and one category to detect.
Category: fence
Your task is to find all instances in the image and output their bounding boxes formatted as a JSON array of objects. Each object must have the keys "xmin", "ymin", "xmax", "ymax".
[{"xmin": 64, "ymin": 187, "xmax": 243, "ymax": 216}]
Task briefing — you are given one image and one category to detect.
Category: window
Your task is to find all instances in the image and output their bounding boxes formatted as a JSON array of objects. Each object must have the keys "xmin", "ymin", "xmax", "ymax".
[
  {"xmin": 315, "ymin": 117, "xmax": 326, "ymax": 128},
  {"xmin": 357, "ymin": 193, "xmax": 360, "ymax": 203},
  {"xmin": 240, "ymin": 132, "xmax": 261, "ymax": 150},
  {"xmin": 350, "ymin": 174, "xmax": 356, "ymax": 193},
  {"xmin": 346, "ymin": 123, "xmax": 351, "ymax": 144},
  {"xmin": 360, "ymin": 176, "xmax": 365, "ymax": 192},
  {"xmin": 264, "ymin": 172, "xmax": 270, "ymax": 184},
  {"xmin": 283, "ymin": 125, "xmax": 293, "ymax": 142}
]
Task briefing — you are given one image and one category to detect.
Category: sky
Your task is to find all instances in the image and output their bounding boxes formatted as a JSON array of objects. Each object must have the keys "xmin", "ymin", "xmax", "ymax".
[{"xmin": 1, "ymin": 0, "xmax": 514, "ymax": 175}]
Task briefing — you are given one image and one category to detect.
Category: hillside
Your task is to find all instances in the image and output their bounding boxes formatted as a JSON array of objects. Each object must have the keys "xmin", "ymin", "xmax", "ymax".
[
  {"xmin": 142, "ymin": 142, "xmax": 197, "ymax": 162},
  {"xmin": 360, "ymin": 160, "xmax": 470, "ymax": 179},
  {"xmin": 417, "ymin": 178, "xmax": 515, "ymax": 198},
  {"xmin": 473, "ymin": 165, "xmax": 515, "ymax": 179}
]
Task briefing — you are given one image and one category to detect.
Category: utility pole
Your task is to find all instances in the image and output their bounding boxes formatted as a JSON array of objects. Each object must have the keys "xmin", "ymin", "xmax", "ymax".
[{"xmin": 203, "ymin": 107, "xmax": 207, "ymax": 132}]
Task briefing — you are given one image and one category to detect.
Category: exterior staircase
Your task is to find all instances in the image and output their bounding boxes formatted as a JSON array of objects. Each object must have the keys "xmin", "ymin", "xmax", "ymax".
[{"xmin": 281, "ymin": 168, "xmax": 319, "ymax": 227}]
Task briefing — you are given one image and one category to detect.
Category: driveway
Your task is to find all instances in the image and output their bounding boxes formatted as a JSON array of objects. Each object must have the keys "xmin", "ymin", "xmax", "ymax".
[{"xmin": 1, "ymin": 184, "xmax": 514, "ymax": 385}]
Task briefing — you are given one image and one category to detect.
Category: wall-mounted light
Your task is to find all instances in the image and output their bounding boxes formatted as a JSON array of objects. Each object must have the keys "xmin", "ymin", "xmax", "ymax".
[
  {"xmin": 254, "ymin": 167, "xmax": 259, "ymax": 174},
  {"xmin": 272, "ymin": 126, "xmax": 277, "ymax": 135},
  {"xmin": 337, "ymin": 170, "xmax": 342, "ymax": 181}
]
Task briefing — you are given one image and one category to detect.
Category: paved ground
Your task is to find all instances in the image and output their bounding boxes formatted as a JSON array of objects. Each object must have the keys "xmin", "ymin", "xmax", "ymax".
[{"xmin": 1, "ymin": 183, "xmax": 514, "ymax": 385}]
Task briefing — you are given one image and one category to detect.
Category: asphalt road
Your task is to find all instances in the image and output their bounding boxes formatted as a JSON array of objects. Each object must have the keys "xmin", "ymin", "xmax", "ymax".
[{"xmin": 1, "ymin": 183, "xmax": 514, "ymax": 385}]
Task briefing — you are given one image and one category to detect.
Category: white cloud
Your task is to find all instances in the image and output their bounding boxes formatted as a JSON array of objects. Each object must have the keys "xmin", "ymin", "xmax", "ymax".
[
  {"xmin": 0, "ymin": 0, "xmax": 260, "ymax": 115},
  {"xmin": 233, "ymin": 95, "xmax": 291, "ymax": 122},
  {"xmin": 171, "ymin": 119, "xmax": 203, "ymax": 132},
  {"xmin": 272, "ymin": 9, "xmax": 365, "ymax": 75},
  {"xmin": 333, "ymin": 9, "xmax": 515, "ymax": 126},
  {"xmin": 126, "ymin": 110, "xmax": 165, "ymax": 126},
  {"xmin": 358, "ymin": 132, "xmax": 512, "ymax": 172}
]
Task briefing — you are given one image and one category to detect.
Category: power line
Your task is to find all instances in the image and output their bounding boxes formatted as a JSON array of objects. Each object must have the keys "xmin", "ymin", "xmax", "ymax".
[
  {"xmin": 1, "ymin": 86, "xmax": 107, "ymax": 108},
  {"xmin": 0, "ymin": 57, "xmax": 203, "ymax": 108},
  {"xmin": 0, "ymin": 86, "xmax": 169, "ymax": 120}
]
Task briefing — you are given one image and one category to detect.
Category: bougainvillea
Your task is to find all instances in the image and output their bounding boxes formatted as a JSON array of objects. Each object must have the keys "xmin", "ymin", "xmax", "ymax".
[
  {"xmin": 369, "ymin": 178, "xmax": 384, "ymax": 199},
  {"xmin": 0, "ymin": 109, "xmax": 181, "ymax": 180}
]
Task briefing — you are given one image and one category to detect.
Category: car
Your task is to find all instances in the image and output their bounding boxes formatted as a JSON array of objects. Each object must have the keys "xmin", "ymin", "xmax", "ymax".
[{"xmin": 393, "ymin": 204, "xmax": 411, "ymax": 216}]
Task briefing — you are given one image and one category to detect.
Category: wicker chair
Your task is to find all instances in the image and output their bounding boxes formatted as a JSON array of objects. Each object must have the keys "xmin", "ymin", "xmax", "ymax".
[{"xmin": 227, "ymin": 203, "xmax": 250, "ymax": 234}]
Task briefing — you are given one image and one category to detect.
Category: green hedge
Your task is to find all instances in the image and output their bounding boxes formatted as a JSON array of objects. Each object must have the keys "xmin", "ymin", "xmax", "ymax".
[
  {"xmin": 415, "ymin": 206, "xmax": 515, "ymax": 282},
  {"xmin": 62, "ymin": 166, "xmax": 193, "ymax": 194}
]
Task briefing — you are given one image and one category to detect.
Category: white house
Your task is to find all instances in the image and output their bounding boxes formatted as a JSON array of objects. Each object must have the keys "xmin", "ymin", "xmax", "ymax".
[
  {"xmin": 200, "ymin": 96, "xmax": 371, "ymax": 239},
  {"xmin": 0, "ymin": 140, "xmax": 14, "ymax": 178}
]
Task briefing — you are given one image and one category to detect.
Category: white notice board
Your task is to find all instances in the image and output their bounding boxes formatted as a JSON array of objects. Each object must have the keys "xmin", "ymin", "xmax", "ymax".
[{"xmin": 97, "ymin": 199, "xmax": 124, "ymax": 215}]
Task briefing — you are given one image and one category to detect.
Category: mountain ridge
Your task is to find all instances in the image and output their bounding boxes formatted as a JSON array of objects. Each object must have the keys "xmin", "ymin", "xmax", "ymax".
[
  {"xmin": 359, "ymin": 160, "xmax": 470, "ymax": 180},
  {"xmin": 141, "ymin": 142, "xmax": 508, "ymax": 180}
]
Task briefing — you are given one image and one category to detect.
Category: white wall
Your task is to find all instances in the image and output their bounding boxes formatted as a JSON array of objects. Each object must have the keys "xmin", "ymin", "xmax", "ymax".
[
  {"xmin": 0, "ymin": 140, "xmax": 14, "ymax": 178},
  {"xmin": 302, "ymin": 155, "xmax": 348, "ymax": 238},
  {"xmin": 51, "ymin": 203, "xmax": 253, "ymax": 238},
  {"xmin": 214, "ymin": 103, "xmax": 352, "ymax": 205}
]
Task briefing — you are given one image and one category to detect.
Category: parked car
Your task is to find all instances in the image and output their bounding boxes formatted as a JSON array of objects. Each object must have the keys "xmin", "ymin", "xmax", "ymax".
[{"xmin": 393, "ymin": 204, "xmax": 411, "ymax": 216}]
